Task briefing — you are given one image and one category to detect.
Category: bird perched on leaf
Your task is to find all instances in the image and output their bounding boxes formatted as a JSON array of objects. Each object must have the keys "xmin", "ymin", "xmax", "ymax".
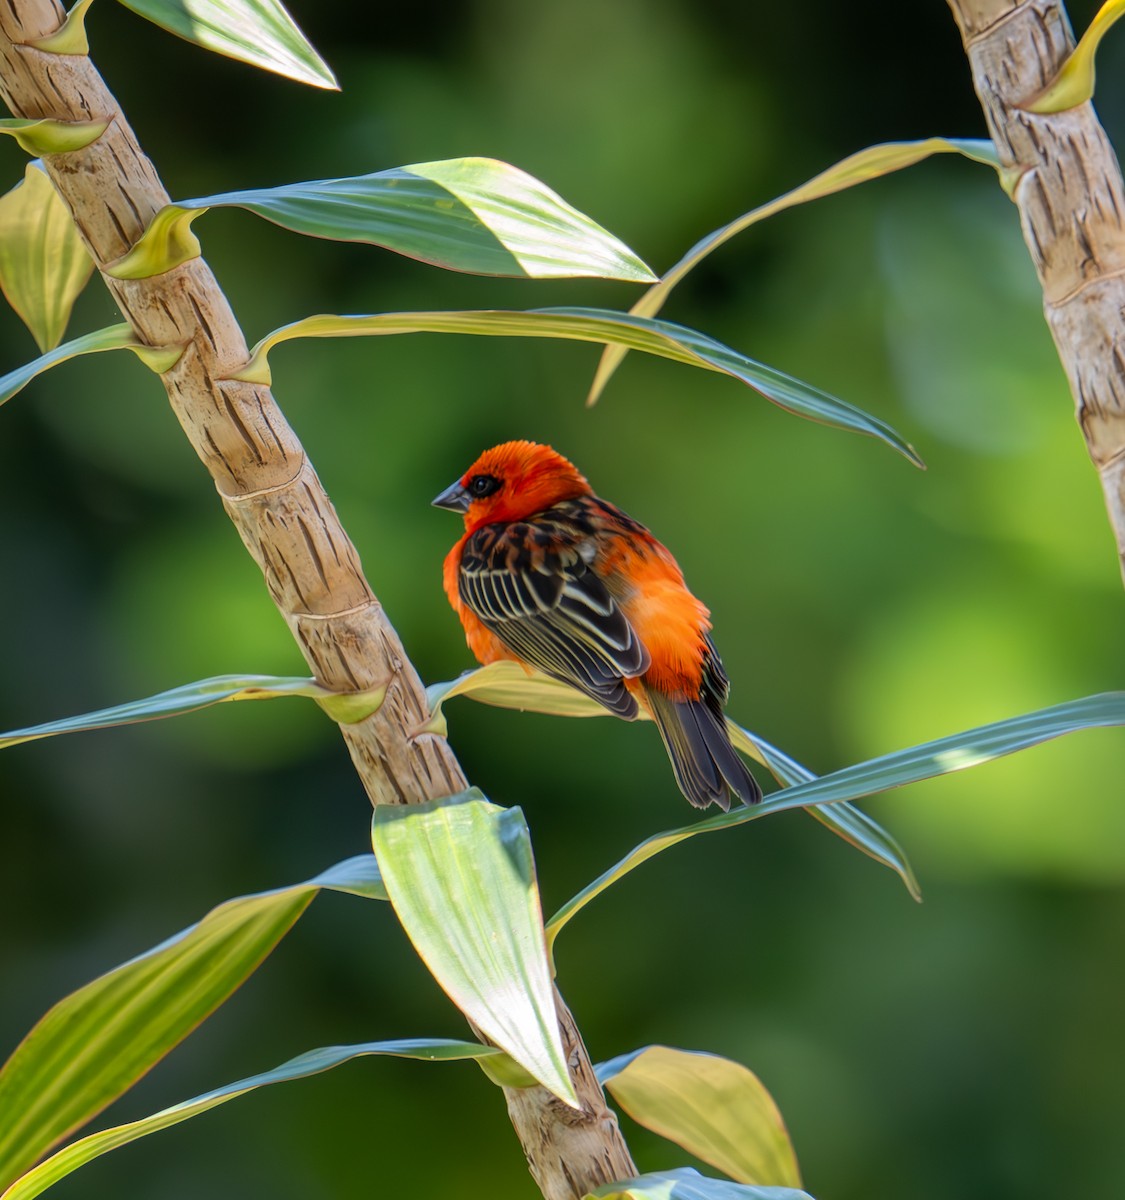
[{"xmin": 434, "ymin": 440, "xmax": 761, "ymax": 810}]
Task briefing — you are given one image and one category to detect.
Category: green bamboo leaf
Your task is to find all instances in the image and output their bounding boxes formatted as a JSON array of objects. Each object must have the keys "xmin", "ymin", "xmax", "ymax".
[
  {"xmin": 116, "ymin": 0, "xmax": 337, "ymax": 90},
  {"xmin": 1025, "ymin": 0, "xmax": 1125, "ymax": 112},
  {"xmin": 425, "ymin": 662, "xmax": 920, "ymax": 902},
  {"xmin": 371, "ymin": 790, "xmax": 578, "ymax": 1108},
  {"xmin": 588, "ymin": 1167, "xmax": 813, "ymax": 1200},
  {"xmin": 2, "ymin": 1038, "xmax": 498, "ymax": 1200},
  {"xmin": 0, "ymin": 856, "xmax": 383, "ymax": 1190},
  {"xmin": 0, "ymin": 324, "xmax": 182, "ymax": 409},
  {"xmin": 0, "ymin": 673, "xmax": 386, "ymax": 750},
  {"xmin": 0, "ymin": 118, "xmax": 108, "ymax": 156},
  {"xmin": 231, "ymin": 308, "xmax": 919, "ymax": 464},
  {"xmin": 547, "ymin": 693, "xmax": 1125, "ymax": 942},
  {"xmin": 587, "ymin": 137, "xmax": 1004, "ymax": 405},
  {"xmin": 111, "ymin": 158, "xmax": 654, "ymax": 280},
  {"xmin": 0, "ymin": 163, "xmax": 94, "ymax": 351},
  {"xmin": 597, "ymin": 1047, "xmax": 801, "ymax": 1188}
]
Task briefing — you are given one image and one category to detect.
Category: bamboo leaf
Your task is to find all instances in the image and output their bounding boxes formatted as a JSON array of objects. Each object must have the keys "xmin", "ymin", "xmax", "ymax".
[
  {"xmin": 0, "ymin": 118, "xmax": 108, "ymax": 156},
  {"xmin": 0, "ymin": 163, "xmax": 94, "ymax": 351},
  {"xmin": 426, "ymin": 662, "xmax": 920, "ymax": 902},
  {"xmin": 0, "ymin": 324, "xmax": 182, "ymax": 409},
  {"xmin": 547, "ymin": 693, "xmax": 1125, "ymax": 942},
  {"xmin": 30, "ymin": 0, "xmax": 95, "ymax": 54},
  {"xmin": 0, "ymin": 674, "xmax": 386, "ymax": 751},
  {"xmin": 588, "ymin": 137, "xmax": 1004, "ymax": 405},
  {"xmin": 231, "ymin": 308, "xmax": 919, "ymax": 464},
  {"xmin": 597, "ymin": 1047, "xmax": 801, "ymax": 1188},
  {"xmin": 116, "ymin": 0, "xmax": 338, "ymax": 90},
  {"xmin": 588, "ymin": 1167, "xmax": 813, "ymax": 1200},
  {"xmin": 0, "ymin": 856, "xmax": 383, "ymax": 1190},
  {"xmin": 371, "ymin": 790, "xmax": 578, "ymax": 1108},
  {"xmin": 1, "ymin": 1038, "xmax": 498, "ymax": 1200},
  {"xmin": 1025, "ymin": 0, "xmax": 1125, "ymax": 112}
]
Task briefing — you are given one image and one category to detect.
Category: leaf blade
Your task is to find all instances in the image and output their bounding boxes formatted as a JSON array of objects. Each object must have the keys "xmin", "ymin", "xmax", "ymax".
[{"xmin": 588, "ymin": 1167, "xmax": 814, "ymax": 1200}]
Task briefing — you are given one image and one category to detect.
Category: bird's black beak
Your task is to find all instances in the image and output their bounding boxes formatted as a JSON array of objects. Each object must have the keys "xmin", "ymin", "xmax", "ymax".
[{"xmin": 432, "ymin": 479, "xmax": 471, "ymax": 513}]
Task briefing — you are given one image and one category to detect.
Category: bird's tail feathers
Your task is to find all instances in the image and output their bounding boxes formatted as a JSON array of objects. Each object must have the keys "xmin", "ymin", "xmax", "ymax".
[{"xmin": 646, "ymin": 689, "xmax": 762, "ymax": 811}]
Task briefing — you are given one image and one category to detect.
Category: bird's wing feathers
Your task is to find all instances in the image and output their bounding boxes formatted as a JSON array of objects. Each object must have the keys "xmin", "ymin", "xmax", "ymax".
[{"xmin": 459, "ymin": 512, "xmax": 650, "ymax": 717}]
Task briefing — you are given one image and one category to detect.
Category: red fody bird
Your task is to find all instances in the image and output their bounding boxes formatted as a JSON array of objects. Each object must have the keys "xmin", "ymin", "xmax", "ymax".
[{"xmin": 434, "ymin": 441, "xmax": 761, "ymax": 810}]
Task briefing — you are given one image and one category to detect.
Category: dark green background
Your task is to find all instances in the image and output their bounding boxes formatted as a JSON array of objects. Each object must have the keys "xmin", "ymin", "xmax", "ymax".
[{"xmin": 2, "ymin": 2, "xmax": 1123, "ymax": 1197}]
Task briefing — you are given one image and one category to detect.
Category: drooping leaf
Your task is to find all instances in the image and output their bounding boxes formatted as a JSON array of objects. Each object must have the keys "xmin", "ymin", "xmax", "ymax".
[
  {"xmin": 597, "ymin": 1047, "xmax": 801, "ymax": 1188},
  {"xmin": 547, "ymin": 693, "xmax": 1125, "ymax": 941},
  {"xmin": 2, "ymin": 1038, "xmax": 501, "ymax": 1200},
  {"xmin": 371, "ymin": 790, "xmax": 578, "ymax": 1107},
  {"xmin": 0, "ymin": 324, "xmax": 182, "ymax": 409},
  {"xmin": 0, "ymin": 856, "xmax": 384, "ymax": 1191},
  {"xmin": 587, "ymin": 1167, "xmax": 813, "ymax": 1200},
  {"xmin": 230, "ymin": 308, "xmax": 920, "ymax": 464},
  {"xmin": 109, "ymin": 158, "xmax": 654, "ymax": 281},
  {"xmin": 0, "ymin": 673, "xmax": 386, "ymax": 751},
  {"xmin": 1025, "ymin": 0, "xmax": 1125, "ymax": 112},
  {"xmin": 0, "ymin": 118, "xmax": 108, "ymax": 156},
  {"xmin": 0, "ymin": 163, "xmax": 94, "ymax": 351},
  {"xmin": 587, "ymin": 137, "xmax": 1004, "ymax": 405},
  {"xmin": 116, "ymin": 0, "xmax": 338, "ymax": 90},
  {"xmin": 425, "ymin": 662, "xmax": 920, "ymax": 902}
]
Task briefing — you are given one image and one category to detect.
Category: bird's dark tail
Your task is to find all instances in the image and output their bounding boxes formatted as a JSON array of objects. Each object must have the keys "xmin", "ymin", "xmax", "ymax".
[{"xmin": 646, "ymin": 688, "xmax": 763, "ymax": 811}]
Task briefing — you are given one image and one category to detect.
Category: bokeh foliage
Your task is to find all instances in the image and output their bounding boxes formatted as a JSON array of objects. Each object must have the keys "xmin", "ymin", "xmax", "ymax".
[{"xmin": 1, "ymin": 2, "xmax": 1123, "ymax": 1199}]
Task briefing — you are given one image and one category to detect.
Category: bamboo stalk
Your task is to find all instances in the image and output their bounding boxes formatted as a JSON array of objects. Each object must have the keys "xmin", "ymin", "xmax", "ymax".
[
  {"xmin": 0, "ymin": 4, "xmax": 636, "ymax": 1195},
  {"xmin": 947, "ymin": 0, "xmax": 1125, "ymax": 585}
]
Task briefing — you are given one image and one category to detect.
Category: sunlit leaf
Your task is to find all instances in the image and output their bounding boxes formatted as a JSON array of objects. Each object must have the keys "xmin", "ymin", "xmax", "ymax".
[
  {"xmin": 231, "ymin": 308, "xmax": 920, "ymax": 464},
  {"xmin": 1025, "ymin": 0, "xmax": 1125, "ymax": 112},
  {"xmin": 372, "ymin": 790, "xmax": 578, "ymax": 1107},
  {"xmin": 116, "ymin": 0, "xmax": 337, "ymax": 90},
  {"xmin": 0, "ymin": 674, "xmax": 386, "ymax": 750},
  {"xmin": 0, "ymin": 856, "xmax": 384, "ymax": 1190},
  {"xmin": 0, "ymin": 163, "xmax": 94, "ymax": 351},
  {"xmin": 588, "ymin": 138, "xmax": 1004, "ymax": 405},
  {"xmin": 1, "ymin": 1038, "xmax": 502, "ymax": 1200},
  {"xmin": 0, "ymin": 118, "xmax": 108, "ymax": 156},
  {"xmin": 425, "ymin": 662, "xmax": 920, "ymax": 901},
  {"xmin": 110, "ymin": 158, "xmax": 654, "ymax": 280},
  {"xmin": 598, "ymin": 1047, "xmax": 800, "ymax": 1188},
  {"xmin": 0, "ymin": 324, "xmax": 182, "ymax": 409},
  {"xmin": 588, "ymin": 1167, "xmax": 813, "ymax": 1200}
]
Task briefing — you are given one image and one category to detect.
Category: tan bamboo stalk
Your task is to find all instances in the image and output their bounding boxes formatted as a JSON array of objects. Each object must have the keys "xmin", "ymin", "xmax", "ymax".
[
  {"xmin": 0, "ymin": 3, "xmax": 636, "ymax": 1196},
  {"xmin": 947, "ymin": 0, "xmax": 1125, "ymax": 585}
]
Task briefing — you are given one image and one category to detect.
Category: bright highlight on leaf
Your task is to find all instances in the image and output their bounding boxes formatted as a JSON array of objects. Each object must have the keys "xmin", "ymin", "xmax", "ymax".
[
  {"xmin": 0, "ymin": 324, "xmax": 182, "ymax": 409},
  {"xmin": 0, "ymin": 164, "xmax": 94, "ymax": 352},
  {"xmin": 116, "ymin": 0, "xmax": 338, "ymax": 90},
  {"xmin": 122, "ymin": 158, "xmax": 654, "ymax": 281},
  {"xmin": 587, "ymin": 137, "xmax": 1004, "ymax": 405},
  {"xmin": 0, "ymin": 856, "xmax": 384, "ymax": 1192},
  {"xmin": 587, "ymin": 1167, "xmax": 813, "ymax": 1200},
  {"xmin": 424, "ymin": 661, "xmax": 920, "ymax": 902},
  {"xmin": 0, "ymin": 118, "xmax": 108, "ymax": 156},
  {"xmin": 1, "ymin": 1038, "xmax": 500, "ymax": 1200},
  {"xmin": 232, "ymin": 308, "xmax": 920, "ymax": 464},
  {"xmin": 1025, "ymin": 0, "xmax": 1125, "ymax": 113},
  {"xmin": 598, "ymin": 1047, "xmax": 801, "ymax": 1189},
  {"xmin": 372, "ymin": 791, "xmax": 579, "ymax": 1108},
  {"xmin": 0, "ymin": 673, "xmax": 386, "ymax": 750}
]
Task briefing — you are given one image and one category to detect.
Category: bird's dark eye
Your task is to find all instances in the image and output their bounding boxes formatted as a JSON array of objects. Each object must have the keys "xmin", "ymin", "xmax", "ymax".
[{"xmin": 468, "ymin": 474, "xmax": 501, "ymax": 498}]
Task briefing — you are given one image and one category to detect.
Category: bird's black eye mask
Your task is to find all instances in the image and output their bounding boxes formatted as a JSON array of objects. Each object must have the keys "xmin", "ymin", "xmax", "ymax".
[{"xmin": 468, "ymin": 474, "xmax": 502, "ymax": 498}]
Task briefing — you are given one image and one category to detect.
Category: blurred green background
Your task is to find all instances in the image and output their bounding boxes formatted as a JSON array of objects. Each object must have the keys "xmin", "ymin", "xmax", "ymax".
[{"xmin": 2, "ymin": 1, "xmax": 1124, "ymax": 1197}]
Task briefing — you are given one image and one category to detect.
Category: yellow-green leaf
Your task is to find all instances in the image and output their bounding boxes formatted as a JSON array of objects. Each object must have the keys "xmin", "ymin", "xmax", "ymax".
[
  {"xmin": 598, "ymin": 1047, "xmax": 801, "ymax": 1188},
  {"xmin": 30, "ymin": 0, "xmax": 95, "ymax": 54},
  {"xmin": 1025, "ymin": 0, "xmax": 1125, "ymax": 113},
  {"xmin": 0, "ymin": 163, "xmax": 94, "ymax": 351},
  {"xmin": 0, "ymin": 118, "xmax": 107, "ymax": 156}
]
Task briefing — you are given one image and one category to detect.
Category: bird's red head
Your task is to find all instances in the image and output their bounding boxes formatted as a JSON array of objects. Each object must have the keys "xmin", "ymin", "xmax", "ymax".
[{"xmin": 433, "ymin": 441, "xmax": 592, "ymax": 532}]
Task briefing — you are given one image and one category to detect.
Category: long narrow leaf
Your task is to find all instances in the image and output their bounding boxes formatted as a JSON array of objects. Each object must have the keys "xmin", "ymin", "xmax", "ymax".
[
  {"xmin": 588, "ymin": 1167, "xmax": 813, "ymax": 1200},
  {"xmin": 547, "ymin": 693, "xmax": 1125, "ymax": 941},
  {"xmin": 2, "ymin": 1038, "xmax": 498, "ymax": 1200},
  {"xmin": 0, "ymin": 856, "xmax": 384, "ymax": 1189},
  {"xmin": 231, "ymin": 309, "xmax": 920, "ymax": 464},
  {"xmin": 0, "ymin": 674, "xmax": 385, "ymax": 750},
  {"xmin": 588, "ymin": 137, "xmax": 1002, "ymax": 404},
  {"xmin": 372, "ymin": 791, "xmax": 578, "ymax": 1107},
  {"xmin": 116, "ymin": 0, "xmax": 338, "ymax": 90},
  {"xmin": 425, "ymin": 662, "xmax": 920, "ymax": 901},
  {"xmin": 597, "ymin": 1047, "xmax": 801, "ymax": 1188}
]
